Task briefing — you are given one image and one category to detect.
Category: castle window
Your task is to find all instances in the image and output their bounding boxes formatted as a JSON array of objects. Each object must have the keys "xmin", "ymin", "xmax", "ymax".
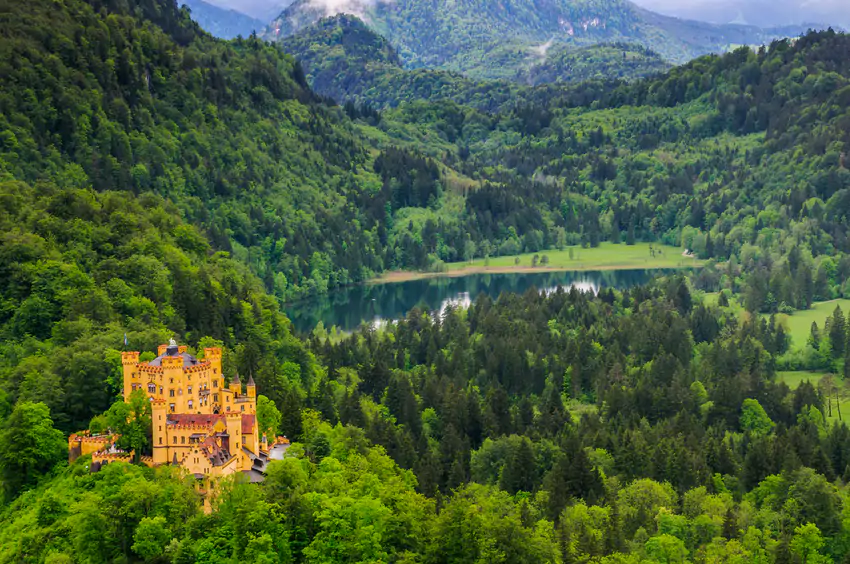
[
  {"xmin": 213, "ymin": 380, "xmax": 218, "ymax": 388},
  {"xmin": 213, "ymin": 394, "xmax": 218, "ymax": 402},
  {"xmin": 173, "ymin": 437, "xmax": 177, "ymax": 444},
  {"xmin": 188, "ymin": 400, "xmax": 193, "ymax": 409},
  {"xmin": 148, "ymin": 384, "xmax": 155, "ymax": 393},
  {"xmin": 226, "ymin": 406, "xmax": 230, "ymax": 412},
  {"xmin": 170, "ymin": 404, "xmax": 175, "ymax": 412},
  {"xmin": 188, "ymin": 386, "xmax": 192, "ymax": 394},
  {"xmin": 241, "ymin": 405, "xmax": 245, "ymax": 412},
  {"xmin": 169, "ymin": 389, "xmax": 175, "ymax": 397},
  {"xmin": 159, "ymin": 386, "xmax": 163, "ymax": 394},
  {"xmin": 242, "ymin": 436, "xmax": 246, "ymax": 445},
  {"xmin": 181, "ymin": 436, "xmax": 185, "ymax": 444},
  {"xmin": 159, "ymin": 438, "xmax": 162, "ymax": 445},
  {"xmin": 170, "ymin": 378, "xmax": 173, "ymax": 384},
  {"xmin": 213, "ymin": 369, "xmax": 217, "ymax": 374}
]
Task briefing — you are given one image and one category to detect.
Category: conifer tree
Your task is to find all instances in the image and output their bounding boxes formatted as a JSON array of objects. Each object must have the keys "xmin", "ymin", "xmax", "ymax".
[
  {"xmin": 809, "ymin": 322, "xmax": 821, "ymax": 350},
  {"xmin": 499, "ymin": 438, "xmax": 536, "ymax": 494},
  {"xmin": 830, "ymin": 306, "xmax": 846, "ymax": 358},
  {"xmin": 844, "ymin": 329, "xmax": 850, "ymax": 379}
]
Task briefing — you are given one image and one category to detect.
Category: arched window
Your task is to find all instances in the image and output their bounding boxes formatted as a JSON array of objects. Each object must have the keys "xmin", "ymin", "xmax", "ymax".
[{"xmin": 148, "ymin": 383, "xmax": 156, "ymax": 394}]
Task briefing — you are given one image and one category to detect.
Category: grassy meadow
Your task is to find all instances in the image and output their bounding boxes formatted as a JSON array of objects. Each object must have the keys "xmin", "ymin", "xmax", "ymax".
[
  {"xmin": 773, "ymin": 299, "xmax": 850, "ymax": 349},
  {"xmin": 449, "ymin": 242, "xmax": 698, "ymax": 271},
  {"xmin": 777, "ymin": 370, "xmax": 849, "ymax": 423},
  {"xmin": 376, "ymin": 243, "xmax": 701, "ymax": 283}
]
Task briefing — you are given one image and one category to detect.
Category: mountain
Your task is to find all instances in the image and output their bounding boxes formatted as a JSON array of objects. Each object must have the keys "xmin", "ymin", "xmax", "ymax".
[
  {"xmin": 278, "ymin": 15, "xmax": 526, "ymax": 111},
  {"xmin": 280, "ymin": 15, "xmax": 670, "ymax": 107},
  {"xmin": 181, "ymin": 0, "xmax": 265, "ymax": 38},
  {"xmin": 631, "ymin": 0, "xmax": 848, "ymax": 29},
  {"xmin": 266, "ymin": 0, "xmax": 815, "ymax": 79},
  {"xmin": 201, "ymin": 0, "xmax": 294, "ymax": 21}
]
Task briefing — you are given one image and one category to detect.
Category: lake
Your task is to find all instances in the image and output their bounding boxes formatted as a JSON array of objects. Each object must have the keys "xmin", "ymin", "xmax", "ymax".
[{"xmin": 284, "ymin": 268, "xmax": 675, "ymax": 334}]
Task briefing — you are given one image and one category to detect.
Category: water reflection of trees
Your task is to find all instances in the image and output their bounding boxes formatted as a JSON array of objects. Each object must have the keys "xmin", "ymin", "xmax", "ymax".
[{"xmin": 285, "ymin": 269, "xmax": 677, "ymax": 334}]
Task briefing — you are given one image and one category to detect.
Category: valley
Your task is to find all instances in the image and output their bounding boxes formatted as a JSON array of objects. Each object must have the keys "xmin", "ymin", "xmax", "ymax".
[{"xmin": 1, "ymin": 0, "xmax": 850, "ymax": 562}]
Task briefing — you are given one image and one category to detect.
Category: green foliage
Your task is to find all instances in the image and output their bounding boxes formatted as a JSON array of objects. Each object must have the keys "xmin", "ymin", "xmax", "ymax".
[
  {"xmin": 740, "ymin": 399, "xmax": 775, "ymax": 436},
  {"xmin": 0, "ymin": 402, "xmax": 66, "ymax": 500},
  {"xmin": 0, "ymin": 180, "xmax": 312, "ymax": 434},
  {"xmin": 523, "ymin": 43, "xmax": 671, "ymax": 85},
  {"xmin": 257, "ymin": 395, "xmax": 282, "ymax": 441},
  {"xmin": 106, "ymin": 390, "xmax": 153, "ymax": 463},
  {"xmin": 131, "ymin": 516, "xmax": 172, "ymax": 561}
]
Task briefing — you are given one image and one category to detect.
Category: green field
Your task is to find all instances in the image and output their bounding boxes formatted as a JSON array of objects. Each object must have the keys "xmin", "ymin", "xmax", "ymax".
[
  {"xmin": 775, "ymin": 299, "xmax": 850, "ymax": 349},
  {"xmin": 777, "ymin": 370, "xmax": 825, "ymax": 390},
  {"xmin": 449, "ymin": 242, "xmax": 700, "ymax": 272},
  {"xmin": 777, "ymin": 371, "xmax": 848, "ymax": 423}
]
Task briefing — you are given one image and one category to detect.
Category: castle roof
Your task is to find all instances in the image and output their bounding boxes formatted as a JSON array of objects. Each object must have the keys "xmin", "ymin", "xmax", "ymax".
[
  {"xmin": 247, "ymin": 374, "xmax": 256, "ymax": 387},
  {"xmin": 231, "ymin": 372, "xmax": 241, "ymax": 385},
  {"xmin": 242, "ymin": 414, "xmax": 256, "ymax": 435},
  {"xmin": 200, "ymin": 436, "xmax": 231, "ymax": 466},
  {"xmin": 148, "ymin": 347, "xmax": 201, "ymax": 368},
  {"xmin": 166, "ymin": 414, "xmax": 225, "ymax": 428}
]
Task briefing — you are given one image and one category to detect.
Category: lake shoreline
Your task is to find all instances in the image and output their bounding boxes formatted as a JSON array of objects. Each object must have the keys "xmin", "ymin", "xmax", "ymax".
[
  {"xmin": 371, "ymin": 261, "xmax": 700, "ymax": 285},
  {"xmin": 368, "ymin": 243, "xmax": 702, "ymax": 285}
]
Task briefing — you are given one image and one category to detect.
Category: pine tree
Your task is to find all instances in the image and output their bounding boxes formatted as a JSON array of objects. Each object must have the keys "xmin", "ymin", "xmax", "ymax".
[
  {"xmin": 829, "ymin": 306, "xmax": 846, "ymax": 358},
  {"xmin": 844, "ymin": 329, "xmax": 850, "ymax": 379},
  {"xmin": 809, "ymin": 322, "xmax": 821, "ymax": 350},
  {"xmin": 499, "ymin": 438, "xmax": 536, "ymax": 494}
]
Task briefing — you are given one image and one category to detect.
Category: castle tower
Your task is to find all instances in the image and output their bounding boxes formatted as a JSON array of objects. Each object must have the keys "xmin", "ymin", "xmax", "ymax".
[
  {"xmin": 204, "ymin": 347, "xmax": 223, "ymax": 388},
  {"xmin": 151, "ymin": 399, "xmax": 169, "ymax": 465},
  {"xmin": 225, "ymin": 412, "xmax": 243, "ymax": 465},
  {"xmin": 122, "ymin": 351, "xmax": 140, "ymax": 402},
  {"xmin": 229, "ymin": 373, "xmax": 241, "ymax": 396},
  {"xmin": 246, "ymin": 374, "xmax": 256, "ymax": 399}
]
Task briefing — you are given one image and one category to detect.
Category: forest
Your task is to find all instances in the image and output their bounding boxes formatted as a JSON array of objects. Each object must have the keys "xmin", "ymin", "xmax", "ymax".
[
  {"xmin": 2, "ymin": 0, "xmax": 850, "ymax": 562},
  {"xmin": 267, "ymin": 0, "xmax": 812, "ymax": 77}
]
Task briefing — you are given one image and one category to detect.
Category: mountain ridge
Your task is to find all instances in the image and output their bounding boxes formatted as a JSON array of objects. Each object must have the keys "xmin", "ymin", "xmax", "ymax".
[
  {"xmin": 279, "ymin": 15, "xmax": 671, "ymax": 109},
  {"xmin": 181, "ymin": 0, "xmax": 266, "ymax": 39},
  {"xmin": 266, "ymin": 0, "xmax": 817, "ymax": 79}
]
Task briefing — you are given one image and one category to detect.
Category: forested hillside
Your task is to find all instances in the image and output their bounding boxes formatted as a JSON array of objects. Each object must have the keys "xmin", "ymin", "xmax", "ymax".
[
  {"xmin": 365, "ymin": 30, "xmax": 850, "ymax": 314},
  {"xmin": 280, "ymin": 16, "xmax": 669, "ymax": 110},
  {"xmin": 523, "ymin": 42, "xmax": 672, "ymax": 85},
  {"xmin": 267, "ymin": 0, "xmax": 813, "ymax": 78},
  {"xmin": 278, "ymin": 15, "xmax": 529, "ymax": 111},
  {"xmin": 0, "ymin": 0, "xmax": 434, "ymax": 302},
  {"xmin": 7, "ymin": 279, "xmax": 850, "ymax": 563},
  {"xmin": 4, "ymin": 0, "xmax": 850, "ymax": 562}
]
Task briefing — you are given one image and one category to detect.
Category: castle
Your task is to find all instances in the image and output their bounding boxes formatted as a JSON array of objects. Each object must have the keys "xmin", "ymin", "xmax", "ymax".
[{"xmin": 70, "ymin": 341, "xmax": 284, "ymax": 487}]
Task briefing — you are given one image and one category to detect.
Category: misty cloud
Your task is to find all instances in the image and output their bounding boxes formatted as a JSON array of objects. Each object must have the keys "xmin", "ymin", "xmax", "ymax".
[{"xmin": 303, "ymin": 0, "xmax": 391, "ymax": 19}]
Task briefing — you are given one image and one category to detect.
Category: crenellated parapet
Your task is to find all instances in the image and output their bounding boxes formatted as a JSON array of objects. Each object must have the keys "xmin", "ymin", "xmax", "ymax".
[
  {"xmin": 122, "ymin": 351, "xmax": 140, "ymax": 366},
  {"xmin": 69, "ymin": 433, "xmax": 117, "ymax": 463}
]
